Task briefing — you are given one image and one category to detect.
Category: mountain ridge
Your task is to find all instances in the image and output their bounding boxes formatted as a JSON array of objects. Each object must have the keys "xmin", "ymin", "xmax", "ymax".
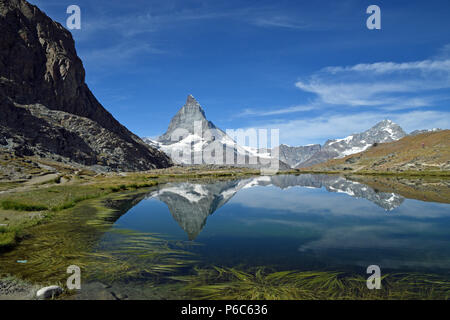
[
  {"xmin": 145, "ymin": 98, "xmax": 419, "ymax": 171},
  {"xmin": 277, "ymin": 119, "xmax": 407, "ymax": 168},
  {"xmin": 304, "ymin": 130, "xmax": 450, "ymax": 173},
  {"xmin": 0, "ymin": 0, "xmax": 172, "ymax": 171}
]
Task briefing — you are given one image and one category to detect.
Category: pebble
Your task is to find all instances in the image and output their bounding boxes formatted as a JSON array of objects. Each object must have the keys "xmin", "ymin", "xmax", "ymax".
[{"xmin": 36, "ymin": 285, "xmax": 63, "ymax": 299}]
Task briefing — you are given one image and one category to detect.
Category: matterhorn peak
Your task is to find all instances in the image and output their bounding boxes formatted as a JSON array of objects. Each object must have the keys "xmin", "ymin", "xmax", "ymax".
[
  {"xmin": 186, "ymin": 94, "xmax": 198, "ymax": 105},
  {"xmin": 157, "ymin": 95, "xmax": 216, "ymax": 143},
  {"xmin": 182, "ymin": 94, "xmax": 205, "ymax": 115}
]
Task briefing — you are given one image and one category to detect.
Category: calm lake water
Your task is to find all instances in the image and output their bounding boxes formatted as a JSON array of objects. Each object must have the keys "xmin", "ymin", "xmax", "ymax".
[
  {"xmin": 3, "ymin": 174, "xmax": 449, "ymax": 299},
  {"xmin": 100, "ymin": 174, "xmax": 450, "ymax": 277}
]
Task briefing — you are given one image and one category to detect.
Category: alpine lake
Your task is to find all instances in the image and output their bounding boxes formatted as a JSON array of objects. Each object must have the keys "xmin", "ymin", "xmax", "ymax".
[{"xmin": 1, "ymin": 173, "xmax": 449, "ymax": 300}]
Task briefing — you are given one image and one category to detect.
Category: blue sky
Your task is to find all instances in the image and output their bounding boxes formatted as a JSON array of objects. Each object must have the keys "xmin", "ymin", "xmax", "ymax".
[{"xmin": 30, "ymin": 0, "xmax": 450, "ymax": 145}]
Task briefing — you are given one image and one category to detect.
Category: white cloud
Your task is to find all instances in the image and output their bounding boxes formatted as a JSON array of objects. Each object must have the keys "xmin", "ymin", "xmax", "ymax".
[
  {"xmin": 294, "ymin": 53, "xmax": 450, "ymax": 108},
  {"xmin": 295, "ymin": 81, "xmax": 417, "ymax": 106},
  {"xmin": 323, "ymin": 59, "xmax": 450, "ymax": 74},
  {"xmin": 239, "ymin": 48, "xmax": 450, "ymax": 119},
  {"xmin": 242, "ymin": 47, "xmax": 450, "ymax": 145}
]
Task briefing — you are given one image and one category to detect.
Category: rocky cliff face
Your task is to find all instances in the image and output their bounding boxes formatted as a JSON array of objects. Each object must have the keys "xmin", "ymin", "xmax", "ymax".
[{"xmin": 0, "ymin": 0, "xmax": 171, "ymax": 171}]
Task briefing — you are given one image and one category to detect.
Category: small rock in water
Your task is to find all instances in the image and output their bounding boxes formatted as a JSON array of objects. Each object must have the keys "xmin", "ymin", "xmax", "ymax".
[
  {"xmin": 117, "ymin": 293, "xmax": 128, "ymax": 300},
  {"xmin": 110, "ymin": 291, "xmax": 128, "ymax": 300},
  {"xmin": 36, "ymin": 286, "xmax": 63, "ymax": 299}
]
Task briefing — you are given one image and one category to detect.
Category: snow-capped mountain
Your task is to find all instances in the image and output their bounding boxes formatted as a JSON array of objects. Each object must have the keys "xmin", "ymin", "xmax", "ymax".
[
  {"xmin": 324, "ymin": 120, "xmax": 406, "ymax": 157},
  {"xmin": 158, "ymin": 94, "xmax": 218, "ymax": 144},
  {"xmin": 143, "ymin": 95, "xmax": 284, "ymax": 169},
  {"xmin": 294, "ymin": 120, "xmax": 407, "ymax": 168}
]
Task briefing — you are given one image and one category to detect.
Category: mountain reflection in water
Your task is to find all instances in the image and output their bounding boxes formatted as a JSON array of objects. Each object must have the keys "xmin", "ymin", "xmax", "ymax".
[
  {"xmin": 144, "ymin": 174, "xmax": 404, "ymax": 240},
  {"xmin": 106, "ymin": 173, "xmax": 450, "ymax": 275}
]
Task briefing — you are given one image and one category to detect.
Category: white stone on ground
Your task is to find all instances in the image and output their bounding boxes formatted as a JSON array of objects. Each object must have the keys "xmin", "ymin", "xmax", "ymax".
[{"xmin": 36, "ymin": 285, "xmax": 63, "ymax": 299}]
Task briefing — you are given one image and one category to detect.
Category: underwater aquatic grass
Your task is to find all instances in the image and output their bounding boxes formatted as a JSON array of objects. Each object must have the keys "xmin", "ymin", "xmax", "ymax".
[
  {"xmin": 86, "ymin": 229, "xmax": 197, "ymax": 284},
  {"xmin": 0, "ymin": 230, "xmax": 16, "ymax": 248},
  {"xmin": 173, "ymin": 266, "xmax": 450, "ymax": 300},
  {"xmin": 0, "ymin": 195, "xmax": 197, "ymax": 287},
  {"xmin": 0, "ymin": 216, "xmax": 48, "ymax": 251}
]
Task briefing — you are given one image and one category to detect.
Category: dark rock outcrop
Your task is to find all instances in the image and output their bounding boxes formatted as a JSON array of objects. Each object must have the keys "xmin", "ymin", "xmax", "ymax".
[
  {"xmin": 0, "ymin": 0, "xmax": 172, "ymax": 171},
  {"xmin": 273, "ymin": 144, "xmax": 321, "ymax": 168}
]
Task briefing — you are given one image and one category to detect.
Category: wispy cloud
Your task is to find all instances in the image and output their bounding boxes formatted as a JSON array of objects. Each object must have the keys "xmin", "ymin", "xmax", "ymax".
[
  {"xmin": 433, "ymin": 43, "xmax": 450, "ymax": 60},
  {"xmin": 251, "ymin": 15, "xmax": 309, "ymax": 29},
  {"xmin": 237, "ymin": 46, "xmax": 450, "ymax": 120},
  {"xmin": 323, "ymin": 59, "xmax": 450, "ymax": 74},
  {"xmin": 79, "ymin": 11, "xmax": 229, "ymax": 38},
  {"xmin": 69, "ymin": 4, "xmax": 314, "ymax": 70},
  {"xmin": 294, "ymin": 54, "xmax": 450, "ymax": 109},
  {"xmin": 75, "ymin": 4, "xmax": 313, "ymax": 40},
  {"xmin": 232, "ymin": 46, "xmax": 450, "ymax": 145},
  {"xmin": 239, "ymin": 104, "xmax": 315, "ymax": 117},
  {"xmin": 79, "ymin": 42, "xmax": 165, "ymax": 68}
]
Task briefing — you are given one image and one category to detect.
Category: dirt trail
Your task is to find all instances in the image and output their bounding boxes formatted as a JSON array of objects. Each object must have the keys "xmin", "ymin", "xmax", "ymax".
[
  {"xmin": 24, "ymin": 173, "xmax": 59, "ymax": 186},
  {"xmin": 0, "ymin": 173, "xmax": 71, "ymax": 195}
]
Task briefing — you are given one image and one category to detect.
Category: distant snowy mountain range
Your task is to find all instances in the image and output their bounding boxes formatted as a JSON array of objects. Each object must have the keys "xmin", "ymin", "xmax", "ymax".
[
  {"xmin": 285, "ymin": 119, "xmax": 407, "ymax": 168},
  {"xmin": 409, "ymin": 128, "xmax": 442, "ymax": 136},
  {"xmin": 143, "ymin": 95, "xmax": 438, "ymax": 169}
]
